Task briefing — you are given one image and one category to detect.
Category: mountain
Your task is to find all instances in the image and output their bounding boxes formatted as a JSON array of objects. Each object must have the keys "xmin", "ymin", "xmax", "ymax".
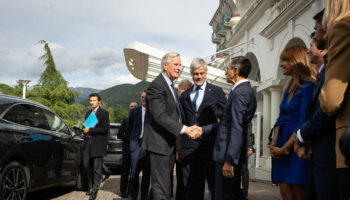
[
  {"xmin": 69, "ymin": 87, "xmax": 101, "ymax": 103},
  {"xmin": 80, "ymin": 81, "xmax": 150, "ymax": 109},
  {"xmin": 100, "ymin": 81, "xmax": 149, "ymax": 109}
]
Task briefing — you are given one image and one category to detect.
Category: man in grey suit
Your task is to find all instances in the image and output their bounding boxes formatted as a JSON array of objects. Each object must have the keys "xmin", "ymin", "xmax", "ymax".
[
  {"xmin": 213, "ymin": 57, "xmax": 257, "ymax": 200},
  {"xmin": 142, "ymin": 52, "xmax": 201, "ymax": 200}
]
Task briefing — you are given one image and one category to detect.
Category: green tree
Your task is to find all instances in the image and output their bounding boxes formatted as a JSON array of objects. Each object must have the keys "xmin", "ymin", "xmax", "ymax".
[
  {"xmin": 114, "ymin": 105, "xmax": 128, "ymax": 123},
  {"xmin": 29, "ymin": 40, "xmax": 84, "ymax": 127},
  {"xmin": 0, "ymin": 81, "xmax": 28, "ymax": 97}
]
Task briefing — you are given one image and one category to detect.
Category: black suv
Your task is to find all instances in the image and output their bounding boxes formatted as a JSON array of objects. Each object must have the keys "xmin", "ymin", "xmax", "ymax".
[{"xmin": 0, "ymin": 95, "xmax": 87, "ymax": 200}]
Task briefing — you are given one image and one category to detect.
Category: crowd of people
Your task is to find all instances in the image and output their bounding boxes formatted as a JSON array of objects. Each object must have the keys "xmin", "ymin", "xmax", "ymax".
[{"xmin": 80, "ymin": 1, "xmax": 350, "ymax": 199}]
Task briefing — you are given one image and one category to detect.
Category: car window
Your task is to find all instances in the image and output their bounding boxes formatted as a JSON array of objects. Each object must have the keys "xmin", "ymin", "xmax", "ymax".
[
  {"xmin": 43, "ymin": 110, "xmax": 71, "ymax": 135},
  {"xmin": 110, "ymin": 126, "xmax": 120, "ymax": 137},
  {"xmin": 3, "ymin": 104, "xmax": 49, "ymax": 130}
]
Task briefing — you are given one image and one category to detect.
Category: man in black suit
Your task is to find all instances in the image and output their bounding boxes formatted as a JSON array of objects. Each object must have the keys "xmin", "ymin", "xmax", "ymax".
[
  {"xmin": 142, "ymin": 52, "xmax": 202, "ymax": 200},
  {"xmin": 83, "ymin": 93, "xmax": 110, "ymax": 200},
  {"xmin": 128, "ymin": 90, "xmax": 150, "ymax": 200},
  {"xmin": 294, "ymin": 11, "xmax": 336, "ymax": 199},
  {"xmin": 117, "ymin": 101, "xmax": 138, "ymax": 198},
  {"xmin": 213, "ymin": 57, "xmax": 257, "ymax": 200},
  {"xmin": 180, "ymin": 58, "xmax": 227, "ymax": 200}
]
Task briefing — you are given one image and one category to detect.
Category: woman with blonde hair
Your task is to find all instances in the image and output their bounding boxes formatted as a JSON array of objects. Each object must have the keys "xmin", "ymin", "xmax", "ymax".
[
  {"xmin": 319, "ymin": 0, "xmax": 350, "ymax": 198},
  {"xmin": 268, "ymin": 46, "xmax": 317, "ymax": 200}
]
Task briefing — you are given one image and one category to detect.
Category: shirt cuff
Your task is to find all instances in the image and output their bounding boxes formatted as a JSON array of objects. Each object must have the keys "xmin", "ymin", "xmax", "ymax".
[
  {"xmin": 297, "ymin": 129, "xmax": 305, "ymax": 143},
  {"xmin": 180, "ymin": 126, "xmax": 186, "ymax": 134}
]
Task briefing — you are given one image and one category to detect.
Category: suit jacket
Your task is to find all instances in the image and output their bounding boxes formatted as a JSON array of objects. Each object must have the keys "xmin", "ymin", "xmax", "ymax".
[
  {"xmin": 319, "ymin": 17, "xmax": 350, "ymax": 168},
  {"xmin": 300, "ymin": 63, "xmax": 336, "ymax": 168},
  {"xmin": 84, "ymin": 107, "xmax": 110, "ymax": 157},
  {"xmin": 213, "ymin": 82, "xmax": 257, "ymax": 166},
  {"xmin": 128, "ymin": 106, "xmax": 144, "ymax": 152},
  {"xmin": 142, "ymin": 73, "xmax": 184, "ymax": 156},
  {"xmin": 117, "ymin": 118, "xmax": 129, "ymax": 143},
  {"xmin": 180, "ymin": 82, "xmax": 227, "ymax": 158}
]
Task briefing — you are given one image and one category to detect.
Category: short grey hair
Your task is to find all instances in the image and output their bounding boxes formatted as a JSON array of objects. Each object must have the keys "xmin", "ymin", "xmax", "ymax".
[
  {"xmin": 190, "ymin": 58, "xmax": 207, "ymax": 73},
  {"xmin": 161, "ymin": 52, "xmax": 180, "ymax": 70}
]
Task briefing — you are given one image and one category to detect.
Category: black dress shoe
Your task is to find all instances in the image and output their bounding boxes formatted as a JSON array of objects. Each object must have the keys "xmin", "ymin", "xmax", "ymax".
[
  {"xmin": 86, "ymin": 189, "xmax": 92, "ymax": 196},
  {"xmin": 89, "ymin": 194, "xmax": 96, "ymax": 200},
  {"xmin": 103, "ymin": 171, "xmax": 111, "ymax": 182}
]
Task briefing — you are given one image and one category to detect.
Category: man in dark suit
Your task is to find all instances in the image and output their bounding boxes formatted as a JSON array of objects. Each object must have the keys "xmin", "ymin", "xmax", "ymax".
[
  {"xmin": 128, "ymin": 90, "xmax": 150, "ymax": 200},
  {"xmin": 83, "ymin": 93, "xmax": 110, "ymax": 200},
  {"xmin": 180, "ymin": 58, "xmax": 227, "ymax": 200},
  {"xmin": 294, "ymin": 10, "xmax": 336, "ymax": 200},
  {"xmin": 213, "ymin": 57, "xmax": 257, "ymax": 200},
  {"xmin": 117, "ymin": 101, "xmax": 138, "ymax": 198},
  {"xmin": 142, "ymin": 52, "xmax": 202, "ymax": 200}
]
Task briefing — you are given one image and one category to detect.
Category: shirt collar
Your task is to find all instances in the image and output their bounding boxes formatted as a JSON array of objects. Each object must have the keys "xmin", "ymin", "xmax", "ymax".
[
  {"xmin": 162, "ymin": 73, "xmax": 173, "ymax": 86},
  {"xmin": 192, "ymin": 81, "xmax": 207, "ymax": 92},
  {"xmin": 92, "ymin": 106, "xmax": 99, "ymax": 113},
  {"xmin": 318, "ymin": 63, "xmax": 325, "ymax": 74},
  {"xmin": 231, "ymin": 79, "xmax": 249, "ymax": 91}
]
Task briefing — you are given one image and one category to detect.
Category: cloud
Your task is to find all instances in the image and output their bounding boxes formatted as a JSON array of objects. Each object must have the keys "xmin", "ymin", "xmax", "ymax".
[{"xmin": 0, "ymin": 0, "xmax": 218, "ymax": 89}]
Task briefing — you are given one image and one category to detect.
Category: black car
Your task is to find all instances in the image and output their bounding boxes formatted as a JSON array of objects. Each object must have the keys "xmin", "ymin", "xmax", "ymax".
[
  {"xmin": 103, "ymin": 123, "xmax": 123, "ymax": 169},
  {"xmin": 0, "ymin": 95, "xmax": 87, "ymax": 200}
]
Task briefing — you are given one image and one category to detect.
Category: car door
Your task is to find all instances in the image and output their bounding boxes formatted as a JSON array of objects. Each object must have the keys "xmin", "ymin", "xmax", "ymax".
[
  {"xmin": 42, "ymin": 110, "xmax": 82, "ymax": 181},
  {"xmin": 2, "ymin": 104, "xmax": 59, "ymax": 188}
]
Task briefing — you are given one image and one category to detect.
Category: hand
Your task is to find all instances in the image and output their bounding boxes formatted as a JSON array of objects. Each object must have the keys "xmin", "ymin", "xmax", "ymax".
[
  {"xmin": 184, "ymin": 126, "xmax": 202, "ymax": 139},
  {"xmin": 294, "ymin": 143, "xmax": 312, "ymax": 160},
  {"xmin": 267, "ymin": 145, "xmax": 284, "ymax": 159},
  {"xmin": 176, "ymin": 151, "xmax": 181, "ymax": 162},
  {"xmin": 247, "ymin": 149, "xmax": 253, "ymax": 157},
  {"xmin": 222, "ymin": 162, "xmax": 234, "ymax": 178},
  {"xmin": 83, "ymin": 127, "xmax": 89, "ymax": 134},
  {"xmin": 114, "ymin": 136, "xmax": 118, "ymax": 140}
]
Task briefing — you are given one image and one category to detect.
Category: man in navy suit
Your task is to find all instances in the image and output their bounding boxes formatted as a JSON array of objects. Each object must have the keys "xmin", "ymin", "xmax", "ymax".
[
  {"xmin": 213, "ymin": 57, "xmax": 257, "ymax": 200},
  {"xmin": 142, "ymin": 52, "xmax": 202, "ymax": 200},
  {"xmin": 294, "ymin": 10, "xmax": 336, "ymax": 199},
  {"xmin": 117, "ymin": 101, "xmax": 138, "ymax": 198},
  {"xmin": 83, "ymin": 93, "xmax": 110, "ymax": 200},
  {"xmin": 128, "ymin": 90, "xmax": 150, "ymax": 200},
  {"xmin": 180, "ymin": 58, "xmax": 227, "ymax": 199}
]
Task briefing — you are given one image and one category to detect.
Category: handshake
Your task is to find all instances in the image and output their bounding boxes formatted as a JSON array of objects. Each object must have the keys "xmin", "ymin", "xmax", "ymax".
[{"xmin": 184, "ymin": 125, "xmax": 202, "ymax": 139}]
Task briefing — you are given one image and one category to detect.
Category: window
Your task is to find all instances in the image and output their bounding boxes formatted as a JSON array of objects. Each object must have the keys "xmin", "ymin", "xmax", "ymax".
[
  {"xmin": 3, "ymin": 104, "xmax": 49, "ymax": 129},
  {"xmin": 43, "ymin": 110, "xmax": 70, "ymax": 135}
]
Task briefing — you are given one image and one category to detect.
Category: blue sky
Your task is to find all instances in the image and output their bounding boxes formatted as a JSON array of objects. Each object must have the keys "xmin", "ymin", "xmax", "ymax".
[{"xmin": 0, "ymin": 0, "xmax": 218, "ymax": 89}]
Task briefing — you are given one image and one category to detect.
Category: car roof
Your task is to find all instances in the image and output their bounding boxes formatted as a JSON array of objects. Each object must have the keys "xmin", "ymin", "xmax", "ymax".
[{"xmin": 0, "ymin": 94, "xmax": 50, "ymax": 113}]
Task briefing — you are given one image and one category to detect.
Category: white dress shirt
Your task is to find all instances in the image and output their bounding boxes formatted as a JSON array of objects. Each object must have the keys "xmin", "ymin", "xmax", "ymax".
[{"xmin": 190, "ymin": 81, "xmax": 207, "ymax": 111}]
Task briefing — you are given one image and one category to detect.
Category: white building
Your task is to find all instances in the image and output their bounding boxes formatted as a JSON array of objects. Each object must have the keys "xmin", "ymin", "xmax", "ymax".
[{"xmin": 123, "ymin": 0, "xmax": 326, "ymax": 173}]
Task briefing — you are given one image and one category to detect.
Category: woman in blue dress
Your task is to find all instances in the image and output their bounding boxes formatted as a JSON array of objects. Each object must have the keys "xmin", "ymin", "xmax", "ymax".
[{"xmin": 268, "ymin": 46, "xmax": 317, "ymax": 200}]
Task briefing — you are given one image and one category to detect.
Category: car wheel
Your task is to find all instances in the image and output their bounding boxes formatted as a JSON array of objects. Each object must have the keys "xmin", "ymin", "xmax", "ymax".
[
  {"xmin": 76, "ymin": 168, "xmax": 88, "ymax": 191},
  {"xmin": 0, "ymin": 161, "xmax": 28, "ymax": 200}
]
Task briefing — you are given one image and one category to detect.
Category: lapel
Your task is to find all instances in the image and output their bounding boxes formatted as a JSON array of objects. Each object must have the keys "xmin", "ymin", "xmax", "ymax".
[
  {"xmin": 185, "ymin": 85, "xmax": 196, "ymax": 112},
  {"xmin": 197, "ymin": 83, "xmax": 211, "ymax": 114},
  {"xmin": 306, "ymin": 67, "xmax": 326, "ymax": 114},
  {"xmin": 136, "ymin": 106, "xmax": 142, "ymax": 137}
]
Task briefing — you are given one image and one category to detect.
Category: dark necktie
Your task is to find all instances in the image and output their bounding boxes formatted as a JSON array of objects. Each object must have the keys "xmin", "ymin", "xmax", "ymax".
[
  {"xmin": 192, "ymin": 86, "xmax": 201, "ymax": 112},
  {"xmin": 171, "ymin": 83, "xmax": 182, "ymax": 123}
]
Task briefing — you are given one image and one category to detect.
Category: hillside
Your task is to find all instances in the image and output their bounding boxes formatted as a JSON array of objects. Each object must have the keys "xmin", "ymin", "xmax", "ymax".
[
  {"xmin": 81, "ymin": 81, "xmax": 149, "ymax": 109},
  {"xmin": 69, "ymin": 87, "xmax": 101, "ymax": 103}
]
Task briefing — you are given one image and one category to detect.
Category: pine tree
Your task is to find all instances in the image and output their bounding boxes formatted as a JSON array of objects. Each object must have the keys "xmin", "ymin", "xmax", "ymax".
[{"xmin": 30, "ymin": 40, "xmax": 84, "ymax": 127}]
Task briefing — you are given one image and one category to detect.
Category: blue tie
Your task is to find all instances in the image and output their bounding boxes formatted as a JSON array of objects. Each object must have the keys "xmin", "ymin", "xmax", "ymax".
[
  {"xmin": 171, "ymin": 83, "xmax": 182, "ymax": 123},
  {"xmin": 192, "ymin": 86, "xmax": 200, "ymax": 112}
]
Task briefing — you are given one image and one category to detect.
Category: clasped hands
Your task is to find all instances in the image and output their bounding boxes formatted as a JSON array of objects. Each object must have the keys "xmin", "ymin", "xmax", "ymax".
[
  {"xmin": 184, "ymin": 125, "xmax": 202, "ymax": 139},
  {"xmin": 294, "ymin": 141, "xmax": 312, "ymax": 160}
]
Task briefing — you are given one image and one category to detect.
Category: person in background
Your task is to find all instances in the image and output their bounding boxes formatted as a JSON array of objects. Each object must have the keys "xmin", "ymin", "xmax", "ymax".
[
  {"xmin": 268, "ymin": 46, "xmax": 317, "ymax": 200},
  {"xmin": 180, "ymin": 58, "xmax": 227, "ymax": 200},
  {"xmin": 128, "ymin": 91, "xmax": 150, "ymax": 200},
  {"xmin": 213, "ymin": 56, "xmax": 257, "ymax": 200},
  {"xmin": 117, "ymin": 101, "xmax": 138, "ymax": 198},
  {"xmin": 83, "ymin": 93, "xmax": 110, "ymax": 200},
  {"xmin": 319, "ymin": 1, "xmax": 350, "ymax": 198},
  {"xmin": 294, "ymin": 10, "xmax": 336, "ymax": 199}
]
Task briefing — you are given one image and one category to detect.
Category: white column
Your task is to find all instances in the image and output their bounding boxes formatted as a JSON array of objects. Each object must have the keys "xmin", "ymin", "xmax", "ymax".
[
  {"xmin": 270, "ymin": 87, "xmax": 282, "ymax": 128},
  {"xmin": 262, "ymin": 90, "xmax": 271, "ymax": 157}
]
